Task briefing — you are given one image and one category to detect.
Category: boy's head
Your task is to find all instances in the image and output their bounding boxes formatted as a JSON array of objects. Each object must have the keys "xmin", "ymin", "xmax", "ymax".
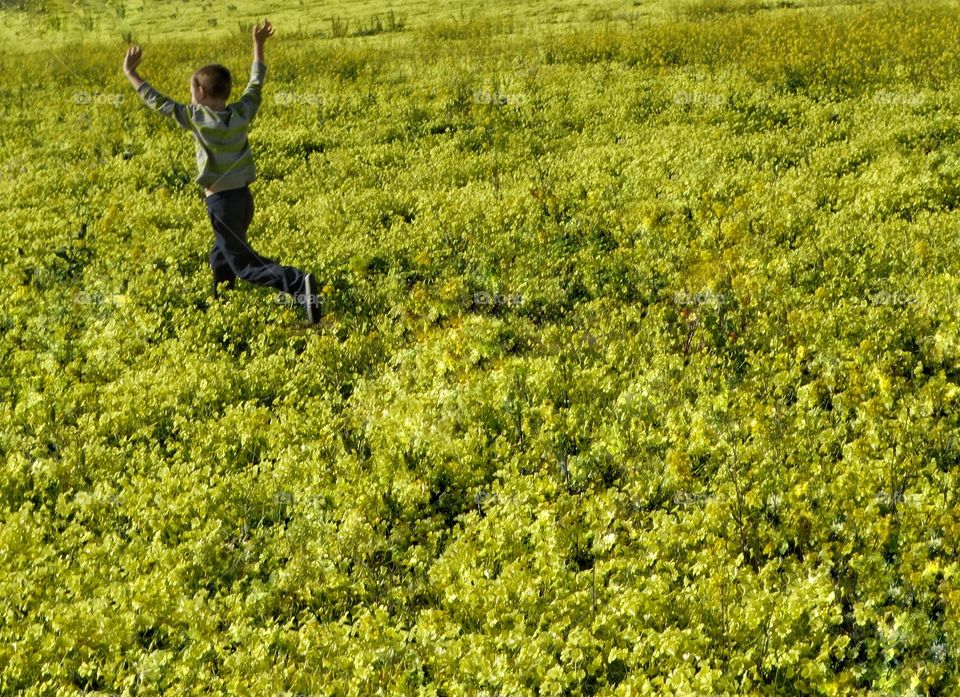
[{"xmin": 190, "ymin": 64, "xmax": 232, "ymax": 106}]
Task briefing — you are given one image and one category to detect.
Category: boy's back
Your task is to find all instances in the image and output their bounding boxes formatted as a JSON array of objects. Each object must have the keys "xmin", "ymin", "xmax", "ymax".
[{"xmin": 135, "ymin": 61, "xmax": 266, "ymax": 195}]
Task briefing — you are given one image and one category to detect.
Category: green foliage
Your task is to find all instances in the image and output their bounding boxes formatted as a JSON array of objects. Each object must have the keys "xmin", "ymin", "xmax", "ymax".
[{"xmin": 4, "ymin": 0, "xmax": 960, "ymax": 694}]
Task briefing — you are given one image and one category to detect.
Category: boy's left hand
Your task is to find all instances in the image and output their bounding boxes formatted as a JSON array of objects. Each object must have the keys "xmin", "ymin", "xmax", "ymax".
[{"xmin": 123, "ymin": 45, "xmax": 142, "ymax": 75}]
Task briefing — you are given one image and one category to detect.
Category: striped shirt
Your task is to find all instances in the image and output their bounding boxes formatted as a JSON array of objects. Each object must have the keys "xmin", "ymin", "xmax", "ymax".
[{"xmin": 136, "ymin": 60, "xmax": 266, "ymax": 194}]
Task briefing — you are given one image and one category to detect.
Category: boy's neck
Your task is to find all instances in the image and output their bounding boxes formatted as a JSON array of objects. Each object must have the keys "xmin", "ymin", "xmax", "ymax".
[{"xmin": 196, "ymin": 98, "xmax": 227, "ymax": 111}]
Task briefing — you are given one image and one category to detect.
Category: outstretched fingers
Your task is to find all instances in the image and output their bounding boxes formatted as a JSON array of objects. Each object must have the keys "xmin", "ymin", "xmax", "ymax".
[
  {"xmin": 123, "ymin": 45, "xmax": 142, "ymax": 72},
  {"xmin": 253, "ymin": 18, "xmax": 275, "ymax": 42}
]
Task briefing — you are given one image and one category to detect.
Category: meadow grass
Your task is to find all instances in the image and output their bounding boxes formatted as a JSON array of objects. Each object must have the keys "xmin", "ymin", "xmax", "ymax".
[{"xmin": 5, "ymin": 0, "xmax": 960, "ymax": 694}]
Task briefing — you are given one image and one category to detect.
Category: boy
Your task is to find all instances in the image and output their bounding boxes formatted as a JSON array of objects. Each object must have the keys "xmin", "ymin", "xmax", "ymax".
[{"xmin": 122, "ymin": 18, "xmax": 321, "ymax": 323}]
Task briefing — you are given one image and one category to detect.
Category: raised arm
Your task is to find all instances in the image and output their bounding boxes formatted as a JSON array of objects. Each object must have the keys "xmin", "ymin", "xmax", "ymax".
[
  {"xmin": 234, "ymin": 19, "xmax": 274, "ymax": 122},
  {"xmin": 123, "ymin": 45, "xmax": 145, "ymax": 90},
  {"xmin": 122, "ymin": 45, "xmax": 192, "ymax": 130},
  {"xmin": 253, "ymin": 18, "xmax": 273, "ymax": 63}
]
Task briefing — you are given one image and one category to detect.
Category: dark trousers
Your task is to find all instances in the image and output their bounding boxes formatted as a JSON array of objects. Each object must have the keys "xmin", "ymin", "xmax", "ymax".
[{"xmin": 204, "ymin": 186, "xmax": 306, "ymax": 298}]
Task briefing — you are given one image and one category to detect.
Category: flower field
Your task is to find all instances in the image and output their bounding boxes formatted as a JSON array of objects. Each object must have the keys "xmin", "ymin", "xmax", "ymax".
[{"xmin": 5, "ymin": 0, "xmax": 960, "ymax": 694}]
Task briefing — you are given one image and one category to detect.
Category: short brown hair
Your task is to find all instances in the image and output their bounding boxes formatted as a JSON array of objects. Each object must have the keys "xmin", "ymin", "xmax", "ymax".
[{"xmin": 192, "ymin": 64, "xmax": 232, "ymax": 100}]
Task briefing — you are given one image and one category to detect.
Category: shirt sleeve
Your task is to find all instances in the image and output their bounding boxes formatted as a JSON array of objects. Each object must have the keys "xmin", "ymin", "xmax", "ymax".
[
  {"xmin": 136, "ymin": 81, "xmax": 193, "ymax": 130},
  {"xmin": 232, "ymin": 60, "xmax": 267, "ymax": 122}
]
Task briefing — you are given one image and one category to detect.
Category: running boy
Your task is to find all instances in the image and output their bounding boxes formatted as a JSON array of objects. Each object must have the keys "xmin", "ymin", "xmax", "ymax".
[{"xmin": 122, "ymin": 18, "xmax": 321, "ymax": 323}]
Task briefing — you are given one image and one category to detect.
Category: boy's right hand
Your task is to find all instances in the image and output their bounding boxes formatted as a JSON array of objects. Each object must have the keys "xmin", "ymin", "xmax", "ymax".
[
  {"xmin": 253, "ymin": 18, "xmax": 274, "ymax": 45},
  {"xmin": 123, "ymin": 45, "xmax": 142, "ymax": 75},
  {"xmin": 252, "ymin": 19, "xmax": 273, "ymax": 63}
]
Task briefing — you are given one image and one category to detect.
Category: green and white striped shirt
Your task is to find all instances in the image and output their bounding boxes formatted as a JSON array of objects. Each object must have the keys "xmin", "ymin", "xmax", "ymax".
[{"xmin": 136, "ymin": 60, "xmax": 266, "ymax": 194}]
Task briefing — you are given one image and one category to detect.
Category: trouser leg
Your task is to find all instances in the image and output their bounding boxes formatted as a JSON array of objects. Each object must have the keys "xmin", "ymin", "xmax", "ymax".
[
  {"xmin": 204, "ymin": 186, "xmax": 307, "ymax": 297},
  {"xmin": 209, "ymin": 240, "xmax": 237, "ymax": 298}
]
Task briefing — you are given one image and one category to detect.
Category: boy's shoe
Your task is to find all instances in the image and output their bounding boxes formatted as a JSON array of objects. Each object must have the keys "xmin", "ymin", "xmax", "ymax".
[{"xmin": 302, "ymin": 273, "xmax": 322, "ymax": 324}]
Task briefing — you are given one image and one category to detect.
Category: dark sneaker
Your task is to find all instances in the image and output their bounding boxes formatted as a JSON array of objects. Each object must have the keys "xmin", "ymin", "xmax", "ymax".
[{"xmin": 301, "ymin": 273, "xmax": 322, "ymax": 324}]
